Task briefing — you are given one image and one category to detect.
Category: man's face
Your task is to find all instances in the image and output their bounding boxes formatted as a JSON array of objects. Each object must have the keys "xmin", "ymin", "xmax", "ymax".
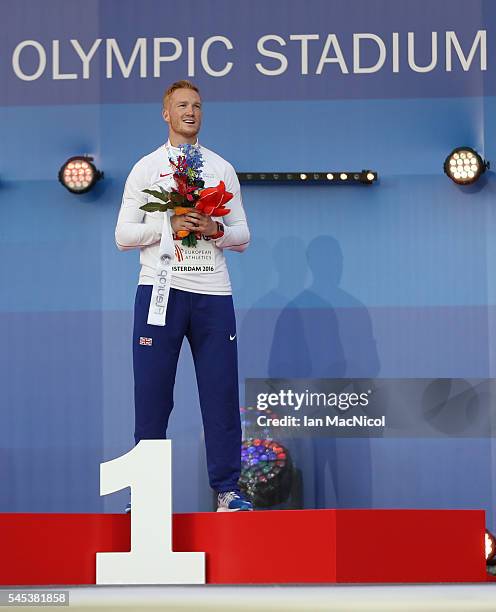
[{"xmin": 162, "ymin": 88, "xmax": 202, "ymax": 143}]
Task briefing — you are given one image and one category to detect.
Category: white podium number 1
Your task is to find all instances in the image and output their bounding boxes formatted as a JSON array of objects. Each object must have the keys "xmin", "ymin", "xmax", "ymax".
[{"xmin": 96, "ymin": 440, "xmax": 205, "ymax": 584}]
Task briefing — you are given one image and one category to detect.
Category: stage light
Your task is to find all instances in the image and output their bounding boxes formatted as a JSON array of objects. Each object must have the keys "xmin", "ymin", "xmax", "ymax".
[
  {"xmin": 59, "ymin": 156, "xmax": 103, "ymax": 194},
  {"xmin": 486, "ymin": 530, "xmax": 496, "ymax": 562},
  {"xmin": 237, "ymin": 171, "xmax": 378, "ymax": 185},
  {"xmin": 444, "ymin": 147, "xmax": 489, "ymax": 185}
]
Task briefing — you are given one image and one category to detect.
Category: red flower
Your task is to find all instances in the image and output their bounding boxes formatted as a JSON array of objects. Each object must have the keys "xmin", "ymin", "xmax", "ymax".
[
  {"xmin": 174, "ymin": 173, "xmax": 197, "ymax": 202},
  {"xmin": 171, "ymin": 155, "xmax": 188, "ymax": 175},
  {"xmin": 195, "ymin": 181, "xmax": 233, "ymax": 216}
]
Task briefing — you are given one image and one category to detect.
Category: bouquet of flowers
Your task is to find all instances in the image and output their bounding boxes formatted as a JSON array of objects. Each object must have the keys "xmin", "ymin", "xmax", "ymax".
[{"xmin": 140, "ymin": 144, "xmax": 232, "ymax": 247}]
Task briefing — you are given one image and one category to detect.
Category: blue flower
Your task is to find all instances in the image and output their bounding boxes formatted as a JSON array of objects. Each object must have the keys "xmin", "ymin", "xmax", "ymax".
[{"xmin": 179, "ymin": 144, "xmax": 204, "ymax": 175}]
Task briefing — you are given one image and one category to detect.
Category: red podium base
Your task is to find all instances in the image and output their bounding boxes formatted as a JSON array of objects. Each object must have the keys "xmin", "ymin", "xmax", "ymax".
[{"xmin": 0, "ymin": 509, "xmax": 486, "ymax": 585}]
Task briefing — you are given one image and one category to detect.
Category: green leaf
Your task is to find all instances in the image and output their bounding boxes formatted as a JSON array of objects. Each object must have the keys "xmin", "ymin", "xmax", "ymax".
[
  {"xmin": 142, "ymin": 188, "xmax": 171, "ymax": 203},
  {"xmin": 169, "ymin": 192, "xmax": 186, "ymax": 204},
  {"xmin": 140, "ymin": 202, "xmax": 170, "ymax": 212},
  {"xmin": 182, "ymin": 233, "xmax": 197, "ymax": 248}
]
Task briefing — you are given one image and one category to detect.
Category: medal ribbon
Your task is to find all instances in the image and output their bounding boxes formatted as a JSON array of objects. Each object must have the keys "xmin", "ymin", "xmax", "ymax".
[{"xmin": 146, "ymin": 142, "xmax": 201, "ymax": 326}]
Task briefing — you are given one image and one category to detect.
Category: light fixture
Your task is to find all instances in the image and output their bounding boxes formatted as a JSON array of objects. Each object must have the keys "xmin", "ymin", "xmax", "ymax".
[
  {"xmin": 486, "ymin": 529, "xmax": 496, "ymax": 562},
  {"xmin": 237, "ymin": 170, "xmax": 377, "ymax": 185},
  {"xmin": 59, "ymin": 156, "xmax": 103, "ymax": 194},
  {"xmin": 239, "ymin": 438, "xmax": 293, "ymax": 508},
  {"xmin": 444, "ymin": 147, "xmax": 489, "ymax": 185}
]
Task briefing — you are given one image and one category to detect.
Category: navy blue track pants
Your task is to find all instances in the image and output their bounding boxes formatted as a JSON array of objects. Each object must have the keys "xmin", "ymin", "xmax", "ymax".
[{"xmin": 133, "ymin": 284, "xmax": 241, "ymax": 493}]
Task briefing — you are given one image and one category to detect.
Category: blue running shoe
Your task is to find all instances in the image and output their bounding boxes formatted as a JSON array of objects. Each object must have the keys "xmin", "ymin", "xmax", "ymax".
[{"xmin": 217, "ymin": 491, "xmax": 253, "ymax": 512}]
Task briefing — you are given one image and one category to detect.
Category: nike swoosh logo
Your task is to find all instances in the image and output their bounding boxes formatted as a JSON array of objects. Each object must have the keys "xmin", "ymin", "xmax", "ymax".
[
  {"xmin": 229, "ymin": 334, "xmax": 236, "ymax": 341},
  {"xmin": 160, "ymin": 172, "xmax": 171, "ymax": 177}
]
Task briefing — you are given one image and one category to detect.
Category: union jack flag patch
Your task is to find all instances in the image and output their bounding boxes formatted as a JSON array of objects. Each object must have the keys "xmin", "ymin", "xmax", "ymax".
[{"xmin": 139, "ymin": 337, "xmax": 153, "ymax": 346}]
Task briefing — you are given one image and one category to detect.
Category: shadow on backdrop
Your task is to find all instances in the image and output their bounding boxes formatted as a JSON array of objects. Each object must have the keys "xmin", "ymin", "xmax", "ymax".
[{"xmin": 264, "ymin": 235, "xmax": 380, "ymax": 509}]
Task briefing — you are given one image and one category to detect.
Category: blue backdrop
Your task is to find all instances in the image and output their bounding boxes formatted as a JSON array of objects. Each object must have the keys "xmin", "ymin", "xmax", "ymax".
[{"xmin": 1, "ymin": 0, "xmax": 495, "ymax": 528}]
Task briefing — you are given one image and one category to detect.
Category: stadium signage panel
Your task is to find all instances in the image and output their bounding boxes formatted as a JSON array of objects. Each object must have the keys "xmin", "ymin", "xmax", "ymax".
[{"xmin": 10, "ymin": 31, "xmax": 487, "ymax": 82}]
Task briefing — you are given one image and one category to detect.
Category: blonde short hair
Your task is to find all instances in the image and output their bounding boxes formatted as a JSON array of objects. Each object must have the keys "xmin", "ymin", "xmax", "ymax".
[{"xmin": 162, "ymin": 80, "xmax": 201, "ymax": 109}]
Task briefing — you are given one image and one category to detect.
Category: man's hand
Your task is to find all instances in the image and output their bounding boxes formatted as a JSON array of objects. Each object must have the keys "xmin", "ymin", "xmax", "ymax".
[{"xmin": 171, "ymin": 211, "xmax": 217, "ymax": 236}]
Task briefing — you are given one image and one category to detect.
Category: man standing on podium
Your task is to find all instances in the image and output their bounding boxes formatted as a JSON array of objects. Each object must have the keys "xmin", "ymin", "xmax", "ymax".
[{"xmin": 115, "ymin": 80, "xmax": 252, "ymax": 512}]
